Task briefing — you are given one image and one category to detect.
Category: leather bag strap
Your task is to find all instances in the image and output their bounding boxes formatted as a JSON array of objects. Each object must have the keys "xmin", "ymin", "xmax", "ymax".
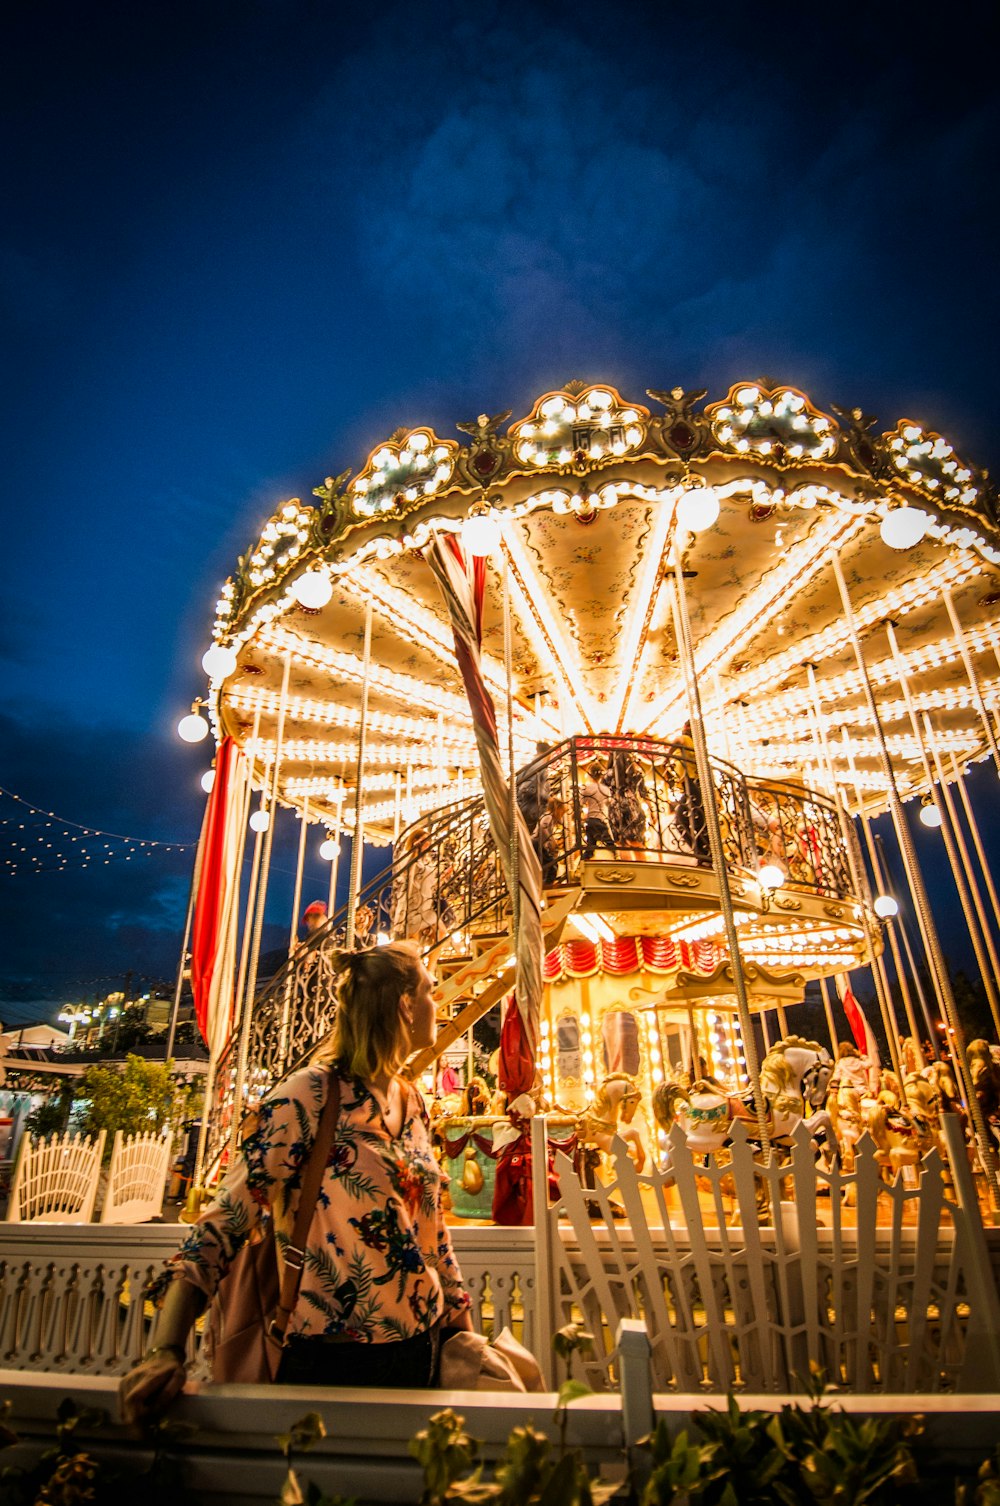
[{"xmin": 269, "ymin": 1068, "xmax": 341, "ymax": 1343}]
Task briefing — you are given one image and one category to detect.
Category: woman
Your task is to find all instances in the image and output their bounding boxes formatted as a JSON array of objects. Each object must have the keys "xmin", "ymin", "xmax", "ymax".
[{"xmin": 120, "ymin": 942, "xmax": 472, "ymax": 1422}]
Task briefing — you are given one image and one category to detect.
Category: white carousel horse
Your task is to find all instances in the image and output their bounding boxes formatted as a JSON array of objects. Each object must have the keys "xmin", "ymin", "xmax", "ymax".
[
  {"xmin": 652, "ymin": 1035, "xmax": 835, "ymax": 1170},
  {"xmin": 577, "ymin": 1071, "xmax": 647, "ymax": 1173}
]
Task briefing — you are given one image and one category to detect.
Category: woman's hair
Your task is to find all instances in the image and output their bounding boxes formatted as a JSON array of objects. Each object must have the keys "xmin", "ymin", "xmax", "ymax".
[{"xmin": 325, "ymin": 941, "xmax": 424, "ymax": 1080}]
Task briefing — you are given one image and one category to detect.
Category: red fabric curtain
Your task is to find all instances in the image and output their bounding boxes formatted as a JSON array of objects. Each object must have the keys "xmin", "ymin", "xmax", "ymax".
[{"xmin": 191, "ymin": 736, "xmax": 239, "ymax": 1045}]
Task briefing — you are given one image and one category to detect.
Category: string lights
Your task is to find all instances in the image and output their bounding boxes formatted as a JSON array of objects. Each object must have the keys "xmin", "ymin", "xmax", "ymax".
[{"xmin": 1, "ymin": 785, "xmax": 193, "ymax": 877}]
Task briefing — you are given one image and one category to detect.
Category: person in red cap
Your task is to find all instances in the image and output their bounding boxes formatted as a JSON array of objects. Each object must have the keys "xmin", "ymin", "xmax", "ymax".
[{"xmin": 297, "ymin": 900, "xmax": 327, "ymax": 950}]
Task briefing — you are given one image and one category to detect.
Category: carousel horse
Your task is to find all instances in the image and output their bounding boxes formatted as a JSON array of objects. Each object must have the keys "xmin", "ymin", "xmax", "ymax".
[
  {"xmin": 968, "ymin": 1038, "xmax": 1000, "ymax": 1146},
  {"xmin": 825, "ymin": 1042, "xmax": 880, "ymax": 1170},
  {"xmin": 577, "ymin": 1072, "xmax": 647, "ymax": 1173},
  {"xmin": 868, "ymin": 1090, "xmax": 938, "ymax": 1185},
  {"xmin": 652, "ymin": 1035, "xmax": 835, "ymax": 1171}
]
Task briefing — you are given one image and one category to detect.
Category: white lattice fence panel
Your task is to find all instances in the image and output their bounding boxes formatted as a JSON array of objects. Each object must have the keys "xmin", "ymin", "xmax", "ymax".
[
  {"xmin": 6, "ymin": 1132, "xmax": 106, "ymax": 1224},
  {"xmin": 100, "ymin": 1131, "xmax": 173, "ymax": 1225},
  {"xmin": 0, "ymin": 1230, "xmax": 199, "ymax": 1375},
  {"xmin": 0, "ymin": 1226, "xmax": 538, "ymax": 1377},
  {"xmin": 533, "ymin": 1114, "xmax": 1000, "ymax": 1396}
]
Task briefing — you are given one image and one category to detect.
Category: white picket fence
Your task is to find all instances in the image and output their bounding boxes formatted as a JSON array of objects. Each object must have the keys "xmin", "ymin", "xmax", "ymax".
[
  {"xmin": 6, "ymin": 1132, "xmax": 106, "ymax": 1223},
  {"xmin": 532, "ymin": 1113, "xmax": 1000, "ymax": 1395},
  {"xmin": 1, "ymin": 1121, "xmax": 998, "ymax": 1393},
  {"xmin": 100, "ymin": 1131, "xmax": 173, "ymax": 1225}
]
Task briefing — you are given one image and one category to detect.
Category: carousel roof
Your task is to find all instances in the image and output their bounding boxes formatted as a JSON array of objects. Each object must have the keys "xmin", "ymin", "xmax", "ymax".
[{"xmin": 202, "ymin": 380, "xmax": 1000, "ymax": 841}]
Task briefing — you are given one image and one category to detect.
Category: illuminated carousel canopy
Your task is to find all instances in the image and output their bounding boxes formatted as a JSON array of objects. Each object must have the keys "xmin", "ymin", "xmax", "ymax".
[{"xmin": 201, "ymin": 380, "xmax": 1000, "ymax": 843}]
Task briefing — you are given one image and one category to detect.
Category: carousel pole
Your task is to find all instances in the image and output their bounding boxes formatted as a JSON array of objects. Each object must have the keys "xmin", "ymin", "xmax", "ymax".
[
  {"xmin": 942, "ymin": 585, "xmax": 1000, "ymax": 773},
  {"xmin": 838, "ymin": 729, "xmax": 922, "ymax": 1047},
  {"xmin": 346, "ymin": 598, "xmax": 374, "ymax": 950},
  {"xmin": 881, "ymin": 833, "xmax": 938, "ymax": 1045},
  {"xmin": 819, "ymin": 975, "xmax": 838, "ymax": 1054},
  {"xmin": 949, "ymin": 753, "xmax": 1000, "ymax": 947},
  {"xmin": 830, "ymin": 552, "xmax": 999, "ymax": 1202},
  {"xmin": 326, "ymin": 795, "xmax": 342, "ymax": 918},
  {"xmin": 393, "ymin": 772, "xmax": 403, "ymax": 842},
  {"xmin": 885, "ymin": 619, "xmax": 1000, "ymax": 1038},
  {"xmin": 288, "ymin": 797, "xmax": 311, "ymax": 952},
  {"xmin": 923, "ymin": 718, "xmax": 1000, "ymax": 1040},
  {"xmin": 193, "ymin": 707, "xmax": 259, "ymax": 1188},
  {"xmin": 805, "ymin": 663, "xmax": 902, "ymax": 1081},
  {"xmin": 278, "ymin": 795, "xmax": 310, "ymax": 1061},
  {"xmin": 229, "ymin": 652, "xmax": 292, "ymax": 1156},
  {"xmin": 685, "ymin": 1004, "xmax": 698, "ymax": 1079},
  {"xmin": 670, "ymin": 554, "xmax": 770, "ymax": 1157}
]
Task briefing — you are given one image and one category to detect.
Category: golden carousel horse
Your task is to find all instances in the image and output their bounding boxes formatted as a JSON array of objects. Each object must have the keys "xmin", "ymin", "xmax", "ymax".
[
  {"xmin": 576, "ymin": 1071, "xmax": 647, "ymax": 1173},
  {"xmin": 652, "ymin": 1035, "xmax": 835, "ymax": 1172}
]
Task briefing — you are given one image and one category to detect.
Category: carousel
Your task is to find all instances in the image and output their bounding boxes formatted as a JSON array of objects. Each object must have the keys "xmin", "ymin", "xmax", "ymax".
[{"xmin": 179, "ymin": 379, "xmax": 1000, "ymax": 1219}]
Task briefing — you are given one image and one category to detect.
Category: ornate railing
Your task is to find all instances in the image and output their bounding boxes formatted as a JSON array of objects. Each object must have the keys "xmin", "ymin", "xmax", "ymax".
[{"xmin": 203, "ymin": 736, "xmax": 861, "ymax": 1172}]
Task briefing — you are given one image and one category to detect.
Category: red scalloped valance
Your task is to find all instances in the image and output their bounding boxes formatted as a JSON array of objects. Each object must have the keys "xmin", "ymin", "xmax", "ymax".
[{"xmin": 543, "ymin": 934, "xmax": 722, "ymax": 982}]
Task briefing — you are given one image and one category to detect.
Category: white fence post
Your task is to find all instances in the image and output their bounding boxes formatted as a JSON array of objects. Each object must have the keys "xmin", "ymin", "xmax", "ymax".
[
  {"xmin": 617, "ymin": 1317, "xmax": 654, "ymax": 1491},
  {"xmin": 530, "ymin": 1116, "xmax": 556, "ymax": 1389}
]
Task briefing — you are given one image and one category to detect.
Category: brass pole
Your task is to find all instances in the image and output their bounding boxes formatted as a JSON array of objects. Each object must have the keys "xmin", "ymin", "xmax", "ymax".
[
  {"xmin": 670, "ymin": 555, "xmax": 769, "ymax": 1155},
  {"xmin": 326, "ymin": 795, "xmax": 342, "ymax": 918},
  {"xmin": 230, "ymin": 651, "xmax": 291, "ymax": 1155},
  {"xmin": 942, "ymin": 585, "xmax": 1000, "ymax": 773},
  {"xmin": 819, "ymin": 974, "xmax": 838, "ymax": 1054},
  {"xmin": 278, "ymin": 795, "xmax": 310, "ymax": 1061},
  {"xmin": 838, "ymin": 729, "xmax": 922, "ymax": 1046},
  {"xmin": 923, "ymin": 721, "xmax": 1000, "ymax": 1040},
  {"xmin": 831, "ymin": 553, "xmax": 998, "ymax": 1201},
  {"xmin": 951, "ymin": 752, "xmax": 1000, "ymax": 956},
  {"xmin": 346, "ymin": 598, "xmax": 373, "ymax": 950},
  {"xmin": 886, "ymin": 619, "xmax": 1000, "ymax": 1040},
  {"xmin": 804, "ymin": 664, "xmax": 902, "ymax": 1081}
]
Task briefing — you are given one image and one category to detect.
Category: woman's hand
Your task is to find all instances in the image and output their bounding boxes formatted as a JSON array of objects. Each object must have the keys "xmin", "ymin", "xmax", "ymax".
[{"xmin": 118, "ymin": 1347, "xmax": 188, "ymax": 1425}]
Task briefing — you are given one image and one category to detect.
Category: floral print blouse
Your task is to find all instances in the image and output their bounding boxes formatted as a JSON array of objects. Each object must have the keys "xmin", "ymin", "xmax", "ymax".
[{"xmin": 150, "ymin": 1061, "xmax": 470, "ymax": 1343}]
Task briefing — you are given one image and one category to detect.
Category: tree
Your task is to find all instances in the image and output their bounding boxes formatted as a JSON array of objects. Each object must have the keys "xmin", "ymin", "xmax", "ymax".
[{"xmin": 78, "ymin": 1054, "xmax": 176, "ymax": 1152}]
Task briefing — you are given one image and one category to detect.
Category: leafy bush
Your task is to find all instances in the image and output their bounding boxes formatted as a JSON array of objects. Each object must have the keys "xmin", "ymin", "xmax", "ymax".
[{"xmin": 79, "ymin": 1054, "xmax": 176, "ymax": 1153}]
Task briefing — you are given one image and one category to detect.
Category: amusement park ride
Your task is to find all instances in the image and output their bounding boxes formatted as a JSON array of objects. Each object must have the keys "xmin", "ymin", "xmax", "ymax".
[{"xmin": 182, "ymin": 378, "xmax": 1000, "ymax": 1216}]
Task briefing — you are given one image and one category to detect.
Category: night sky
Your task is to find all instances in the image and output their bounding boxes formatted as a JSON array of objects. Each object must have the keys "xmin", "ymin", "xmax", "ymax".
[{"xmin": 2, "ymin": 1, "xmax": 998, "ymax": 1024}]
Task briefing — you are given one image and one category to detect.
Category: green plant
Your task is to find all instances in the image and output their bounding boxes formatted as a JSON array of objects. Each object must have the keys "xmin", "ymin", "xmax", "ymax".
[
  {"xmin": 551, "ymin": 1323, "xmax": 595, "ymax": 1462},
  {"xmin": 275, "ymin": 1411, "xmax": 354, "ymax": 1506},
  {"xmin": 642, "ymin": 1421, "xmax": 724, "ymax": 1506},
  {"xmin": 24, "ymin": 1083, "xmax": 74, "ymax": 1137},
  {"xmin": 773, "ymin": 1372, "xmax": 921, "ymax": 1505},
  {"xmin": 956, "ymin": 1445, "xmax": 1000, "ymax": 1505},
  {"xmin": 79, "ymin": 1054, "xmax": 178, "ymax": 1156},
  {"xmin": 693, "ymin": 1396, "xmax": 795, "ymax": 1506},
  {"xmin": 410, "ymin": 1407, "xmax": 481, "ymax": 1506},
  {"xmin": 0, "ymin": 1398, "xmax": 194, "ymax": 1506}
]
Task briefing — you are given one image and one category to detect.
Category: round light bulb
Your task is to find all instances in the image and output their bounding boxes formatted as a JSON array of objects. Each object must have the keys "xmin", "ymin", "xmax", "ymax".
[
  {"xmin": 873, "ymin": 894, "xmax": 898, "ymax": 918},
  {"xmin": 461, "ymin": 512, "xmax": 501, "ymax": 557},
  {"xmin": 177, "ymin": 711, "xmax": 209, "ymax": 743},
  {"xmin": 676, "ymin": 484, "xmax": 720, "ymax": 534},
  {"xmin": 919, "ymin": 803, "xmax": 943, "ymax": 828},
  {"xmin": 319, "ymin": 837, "xmax": 341, "ymax": 860},
  {"xmin": 249, "ymin": 809, "xmax": 270, "ymax": 833},
  {"xmin": 758, "ymin": 862, "xmax": 786, "ymax": 890},
  {"xmin": 201, "ymin": 643, "xmax": 238, "ymax": 679},
  {"xmin": 201, "ymin": 769, "xmax": 216, "ymax": 794},
  {"xmin": 292, "ymin": 570, "xmax": 333, "ymax": 609},
  {"xmin": 880, "ymin": 507, "xmax": 930, "ymax": 550}
]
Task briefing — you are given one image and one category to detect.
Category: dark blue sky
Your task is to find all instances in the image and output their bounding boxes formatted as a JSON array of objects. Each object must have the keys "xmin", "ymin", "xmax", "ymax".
[{"xmin": 2, "ymin": 0, "xmax": 998, "ymax": 1021}]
